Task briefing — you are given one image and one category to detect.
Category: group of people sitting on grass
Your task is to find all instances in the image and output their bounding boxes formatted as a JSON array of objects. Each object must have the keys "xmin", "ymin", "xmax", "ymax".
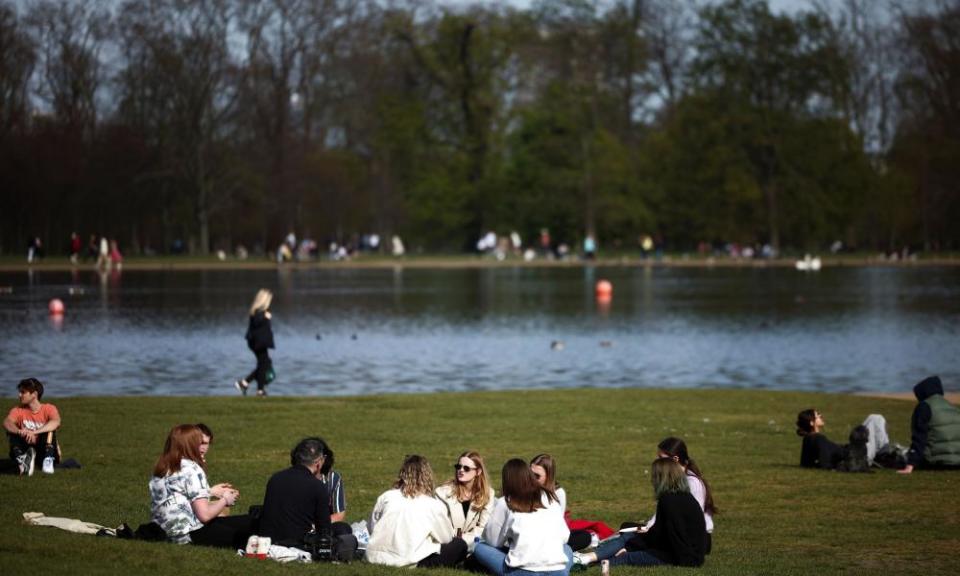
[
  {"xmin": 795, "ymin": 375, "xmax": 960, "ymax": 474},
  {"xmin": 9, "ymin": 373, "xmax": 960, "ymax": 574},
  {"xmin": 146, "ymin": 423, "xmax": 716, "ymax": 573}
]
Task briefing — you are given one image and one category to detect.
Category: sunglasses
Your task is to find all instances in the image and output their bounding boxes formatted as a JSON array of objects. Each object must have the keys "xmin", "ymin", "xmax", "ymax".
[{"xmin": 454, "ymin": 464, "xmax": 477, "ymax": 472}]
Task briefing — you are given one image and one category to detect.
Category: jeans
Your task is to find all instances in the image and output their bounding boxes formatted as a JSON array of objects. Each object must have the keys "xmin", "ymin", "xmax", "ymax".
[
  {"xmin": 608, "ymin": 549, "xmax": 665, "ymax": 567},
  {"xmin": 593, "ymin": 535, "xmax": 628, "ymax": 561},
  {"xmin": 8, "ymin": 431, "xmax": 58, "ymax": 463},
  {"xmin": 473, "ymin": 542, "xmax": 573, "ymax": 576},
  {"xmin": 862, "ymin": 414, "xmax": 890, "ymax": 464}
]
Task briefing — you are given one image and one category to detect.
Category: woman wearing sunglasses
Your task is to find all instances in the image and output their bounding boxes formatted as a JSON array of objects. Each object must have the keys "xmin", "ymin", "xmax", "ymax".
[{"xmin": 435, "ymin": 450, "xmax": 495, "ymax": 551}]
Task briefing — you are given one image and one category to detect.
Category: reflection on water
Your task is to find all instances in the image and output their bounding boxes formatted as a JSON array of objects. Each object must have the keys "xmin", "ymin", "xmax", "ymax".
[{"xmin": 0, "ymin": 266, "xmax": 958, "ymax": 397}]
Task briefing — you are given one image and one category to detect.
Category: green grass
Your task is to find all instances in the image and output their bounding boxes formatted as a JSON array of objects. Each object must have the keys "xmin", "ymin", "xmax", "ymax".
[{"xmin": 3, "ymin": 389, "xmax": 958, "ymax": 575}]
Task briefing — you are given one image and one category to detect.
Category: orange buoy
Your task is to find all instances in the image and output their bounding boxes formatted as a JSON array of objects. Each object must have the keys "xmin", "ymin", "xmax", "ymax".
[
  {"xmin": 48, "ymin": 298, "xmax": 65, "ymax": 315},
  {"xmin": 595, "ymin": 280, "xmax": 613, "ymax": 298}
]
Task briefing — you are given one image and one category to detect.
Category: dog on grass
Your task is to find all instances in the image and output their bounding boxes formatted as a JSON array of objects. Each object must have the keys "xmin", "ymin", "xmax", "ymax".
[{"xmin": 836, "ymin": 425, "xmax": 872, "ymax": 473}]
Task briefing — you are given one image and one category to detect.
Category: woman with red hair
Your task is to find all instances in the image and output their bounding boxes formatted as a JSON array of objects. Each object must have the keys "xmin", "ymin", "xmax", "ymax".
[{"xmin": 149, "ymin": 424, "xmax": 252, "ymax": 547}]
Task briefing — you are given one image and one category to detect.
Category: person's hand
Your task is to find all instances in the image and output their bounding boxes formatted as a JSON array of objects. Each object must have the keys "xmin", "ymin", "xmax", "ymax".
[
  {"xmin": 614, "ymin": 548, "xmax": 627, "ymax": 557},
  {"xmin": 24, "ymin": 430, "xmax": 37, "ymax": 444},
  {"xmin": 897, "ymin": 464, "xmax": 914, "ymax": 475},
  {"xmin": 638, "ymin": 524, "xmax": 649, "ymax": 533},
  {"xmin": 221, "ymin": 489, "xmax": 239, "ymax": 507},
  {"xmin": 210, "ymin": 483, "xmax": 234, "ymax": 498}
]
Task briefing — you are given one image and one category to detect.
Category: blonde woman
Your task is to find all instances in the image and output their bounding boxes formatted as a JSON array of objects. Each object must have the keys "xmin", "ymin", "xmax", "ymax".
[
  {"xmin": 436, "ymin": 450, "xmax": 495, "ymax": 551},
  {"xmin": 367, "ymin": 455, "xmax": 467, "ymax": 568},
  {"xmin": 235, "ymin": 289, "xmax": 275, "ymax": 396},
  {"xmin": 574, "ymin": 458, "xmax": 706, "ymax": 568}
]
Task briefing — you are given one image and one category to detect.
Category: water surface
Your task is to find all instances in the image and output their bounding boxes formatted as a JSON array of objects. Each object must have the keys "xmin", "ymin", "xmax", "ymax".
[{"xmin": 0, "ymin": 266, "xmax": 957, "ymax": 396}]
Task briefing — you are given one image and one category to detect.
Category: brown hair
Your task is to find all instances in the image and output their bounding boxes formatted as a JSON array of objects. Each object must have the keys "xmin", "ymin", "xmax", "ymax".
[
  {"xmin": 394, "ymin": 454, "xmax": 436, "ymax": 498},
  {"xmin": 657, "ymin": 437, "xmax": 717, "ymax": 515},
  {"xmin": 443, "ymin": 450, "xmax": 492, "ymax": 510},
  {"xmin": 796, "ymin": 409, "xmax": 818, "ymax": 437},
  {"xmin": 530, "ymin": 453, "xmax": 561, "ymax": 505},
  {"xmin": 153, "ymin": 424, "xmax": 204, "ymax": 477},
  {"xmin": 502, "ymin": 458, "xmax": 545, "ymax": 513},
  {"xmin": 18, "ymin": 377, "xmax": 44, "ymax": 400}
]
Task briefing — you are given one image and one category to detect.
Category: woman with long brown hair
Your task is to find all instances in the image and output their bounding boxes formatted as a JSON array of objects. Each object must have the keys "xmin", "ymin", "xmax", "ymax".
[
  {"xmin": 436, "ymin": 450, "xmax": 495, "ymax": 550},
  {"xmin": 366, "ymin": 454, "xmax": 467, "ymax": 568},
  {"xmin": 474, "ymin": 459, "xmax": 572, "ymax": 576},
  {"xmin": 148, "ymin": 424, "xmax": 252, "ymax": 547}
]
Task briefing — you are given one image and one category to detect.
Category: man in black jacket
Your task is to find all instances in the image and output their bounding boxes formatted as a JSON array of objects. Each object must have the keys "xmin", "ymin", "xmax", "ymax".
[{"xmin": 259, "ymin": 437, "xmax": 333, "ymax": 544}]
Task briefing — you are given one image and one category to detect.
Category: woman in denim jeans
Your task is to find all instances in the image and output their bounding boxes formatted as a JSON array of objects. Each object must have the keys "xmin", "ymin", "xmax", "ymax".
[
  {"xmin": 473, "ymin": 459, "xmax": 573, "ymax": 576},
  {"xmin": 574, "ymin": 458, "xmax": 706, "ymax": 568}
]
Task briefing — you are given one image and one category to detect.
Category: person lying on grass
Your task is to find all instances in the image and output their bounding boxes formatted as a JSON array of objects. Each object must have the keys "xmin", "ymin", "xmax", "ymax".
[
  {"xmin": 149, "ymin": 424, "xmax": 253, "ymax": 548},
  {"xmin": 796, "ymin": 409, "xmax": 895, "ymax": 469}
]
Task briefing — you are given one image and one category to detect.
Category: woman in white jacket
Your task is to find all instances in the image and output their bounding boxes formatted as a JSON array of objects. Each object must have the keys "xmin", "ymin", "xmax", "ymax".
[
  {"xmin": 366, "ymin": 455, "xmax": 467, "ymax": 568},
  {"xmin": 435, "ymin": 450, "xmax": 495, "ymax": 551},
  {"xmin": 474, "ymin": 459, "xmax": 573, "ymax": 576}
]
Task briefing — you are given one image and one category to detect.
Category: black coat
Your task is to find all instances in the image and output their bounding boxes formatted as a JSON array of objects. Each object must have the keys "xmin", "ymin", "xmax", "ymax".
[
  {"xmin": 626, "ymin": 492, "xmax": 706, "ymax": 567},
  {"xmin": 246, "ymin": 310, "xmax": 275, "ymax": 352}
]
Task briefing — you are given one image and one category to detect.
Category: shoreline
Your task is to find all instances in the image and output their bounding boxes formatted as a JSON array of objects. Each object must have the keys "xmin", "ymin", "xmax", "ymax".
[
  {"xmin": 2, "ymin": 254, "xmax": 960, "ymax": 273},
  {"xmin": 856, "ymin": 391, "xmax": 960, "ymax": 403}
]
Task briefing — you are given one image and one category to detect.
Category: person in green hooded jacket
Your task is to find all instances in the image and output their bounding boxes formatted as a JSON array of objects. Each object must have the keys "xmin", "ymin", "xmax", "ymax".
[{"xmin": 899, "ymin": 375, "xmax": 960, "ymax": 474}]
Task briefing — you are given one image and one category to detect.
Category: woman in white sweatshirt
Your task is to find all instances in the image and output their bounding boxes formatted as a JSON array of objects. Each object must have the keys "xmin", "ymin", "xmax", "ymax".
[
  {"xmin": 435, "ymin": 450, "xmax": 496, "ymax": 552},
  {"xmin": 474, "ymin": 459, "xmax": 573, "ymax": 576},
  {"xmin": 366, "ymin": 454, "xmax": 467, "ymax": 568}
]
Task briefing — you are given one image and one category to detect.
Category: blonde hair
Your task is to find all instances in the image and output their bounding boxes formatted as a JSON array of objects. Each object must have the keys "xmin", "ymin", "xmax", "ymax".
[
  {"xmin": 651, "ymin": 457, "xmax": 690, "ymax": 500},
  {"xmin": 249, "ymin": 289, "xmax": 273, "ymax": 316},
  {"xmin": 395, "ymin": 454, "xmax": 436, "ymax": 498},
  {"xmin": 443, "ymin": 450, "xmax": 492, "ymax": 510}
]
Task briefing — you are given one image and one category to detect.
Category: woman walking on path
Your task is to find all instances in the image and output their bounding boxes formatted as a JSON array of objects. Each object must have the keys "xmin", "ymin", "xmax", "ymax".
[{"xmin": 235, "ymin": 289, "xmax": 275, "ymax": 397}]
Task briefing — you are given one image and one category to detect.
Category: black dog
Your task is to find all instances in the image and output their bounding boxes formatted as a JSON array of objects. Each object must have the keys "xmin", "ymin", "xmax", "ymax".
[{"xmin": 836, "ymin": 425, "xmax": 872, "ymax": 473}]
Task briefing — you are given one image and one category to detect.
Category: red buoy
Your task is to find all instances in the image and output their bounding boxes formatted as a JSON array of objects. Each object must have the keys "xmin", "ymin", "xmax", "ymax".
[
  {"xmin": 595, "ymin": 280, "xmax": 613, "ymax": 298},
  {"xmin": 48, "ymin": 298, "xmax": 65, "ymax": 315}
]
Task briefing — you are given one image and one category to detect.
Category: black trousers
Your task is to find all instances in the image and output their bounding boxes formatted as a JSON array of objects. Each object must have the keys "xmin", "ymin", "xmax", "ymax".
[
  {"xmin": 245, "ymin": 349, "xmax": 273, "ymax": 391},
  {"xmin": 8, "ymin": 431, "xmax": 59, "ymax": 463},
  {"xmin": 417, "ymin": 538, "xmax": 468, "ymax": 568},
  {"xmin": 189, "ymin": 514, "xmax": 255, "ymax": 549}
]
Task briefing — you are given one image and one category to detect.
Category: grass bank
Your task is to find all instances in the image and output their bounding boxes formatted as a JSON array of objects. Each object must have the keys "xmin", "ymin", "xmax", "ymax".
[
  {"xmin": 2, "ymin": 252, "xmax": 960, "ymax": 273},
  {"xmin": 2, "ymin": 388, "xmax": 957, "ymax": 575}
]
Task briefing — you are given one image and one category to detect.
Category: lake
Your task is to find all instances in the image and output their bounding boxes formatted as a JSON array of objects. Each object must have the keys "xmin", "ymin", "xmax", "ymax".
[{"xmin": 0, "ymin": 265, "xmax": 957, "ymax": 397}]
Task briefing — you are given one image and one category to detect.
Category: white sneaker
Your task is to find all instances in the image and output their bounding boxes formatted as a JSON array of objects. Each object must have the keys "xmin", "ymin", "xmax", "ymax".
[
  {"xmin": 234, "ymin": 379, "xmax": 249, "ymax": 396},
  {"xmin": 573, "ymin": 552, "xmax": 592, "ymax": 566},
  {"xmin": 23, "ymin": 447, "xmax": 35, "ymax": 477},
  {"xmin": 42, "ymin": 456, "xmax": 55, "ymax": 474}
]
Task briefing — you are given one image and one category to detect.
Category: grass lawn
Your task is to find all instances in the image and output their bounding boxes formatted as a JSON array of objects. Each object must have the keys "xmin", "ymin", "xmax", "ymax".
[{"xmin": 2, "ymin": 388, "xmax": 957, "ymax": 575}]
